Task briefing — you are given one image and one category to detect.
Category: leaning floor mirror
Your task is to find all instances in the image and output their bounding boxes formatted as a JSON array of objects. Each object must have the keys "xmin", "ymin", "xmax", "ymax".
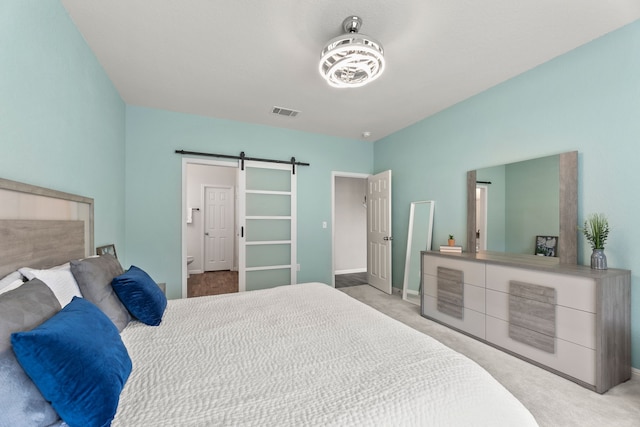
[{"xmin": 402, "ymin": 201, "xmax": 435, "ymax": 305}]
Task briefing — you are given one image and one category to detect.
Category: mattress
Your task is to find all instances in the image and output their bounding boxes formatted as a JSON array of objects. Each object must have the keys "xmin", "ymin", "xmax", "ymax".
[{"xmin": 114, "ymin": 282, "xmax": 538, "ymax": 426}]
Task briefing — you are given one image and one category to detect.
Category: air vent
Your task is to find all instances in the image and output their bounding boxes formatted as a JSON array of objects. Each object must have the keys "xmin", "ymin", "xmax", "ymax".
[{"xmin": 271, "ymin": 106, "xmax": 300, "ymax": 118}]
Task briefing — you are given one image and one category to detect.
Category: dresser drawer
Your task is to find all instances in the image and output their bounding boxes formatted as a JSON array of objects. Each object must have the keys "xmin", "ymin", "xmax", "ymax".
[
  {"xmin": 422, "ymin": 294, "xmax": 485, "ymax": 339},
  {"xmin": 423, "ymin": 275, "xmax": 486, "ymax": 313},
  {"xmin": 486, "ymin": 315, "xmax": 595, "ymax": 385},
  {"xmin": 486, "ymin": 265, "xmax": 596, "ymax": 312},
  {"xmin": 423, "ymin": 255, "xmax": 485, "ymax": 287},
  {"xmin": 486, "ymin": 289, "xmax": 596, "ymax": 349}
]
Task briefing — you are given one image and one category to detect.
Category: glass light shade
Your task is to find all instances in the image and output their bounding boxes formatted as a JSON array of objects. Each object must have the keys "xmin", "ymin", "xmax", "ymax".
[{"xmin": 319, "ymin": 34, "xmax": 385, "ymax": 88}]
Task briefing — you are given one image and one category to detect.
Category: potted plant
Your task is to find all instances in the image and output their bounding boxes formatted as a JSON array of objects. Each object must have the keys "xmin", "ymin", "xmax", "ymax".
[
  {"xmin": 581, "ymin": 213, "xmax": 609, "ymax": 269},
  {"xmin": 448, "ymin": 234, "xmax": 455, "ymax": 246}
]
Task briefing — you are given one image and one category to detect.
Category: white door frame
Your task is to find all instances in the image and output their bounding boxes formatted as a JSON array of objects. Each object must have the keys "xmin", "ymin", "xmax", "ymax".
[
  {"xmin": 330, "ymin": 171, "xmax": 370, "ymax": 288},
  {"xmin": 181, "ymin": 157, "xmax": 238, "ymax": 298},
  {"xmin": 476, "ymin": 184, "xmax": 489, "ymax": 251}
]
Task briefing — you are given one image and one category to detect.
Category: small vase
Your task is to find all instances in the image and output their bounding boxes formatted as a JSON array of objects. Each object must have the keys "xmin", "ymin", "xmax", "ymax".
[
  {"xmin": 448, "ymin": 239, "xmax": 455, "ymax": 246},
  {"xmin": 590, "ymin": 249, "xmax": 607, "ymax": 270}
]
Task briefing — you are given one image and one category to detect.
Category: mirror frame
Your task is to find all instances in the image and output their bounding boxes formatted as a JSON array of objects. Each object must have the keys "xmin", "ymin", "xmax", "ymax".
[
  {"xmin": 402, "ymin": 200, "xmax": 435, "ymax": 304},
  {"xmin": 466, "ymin": 151, "xmax": 578, "ymax": 264}
]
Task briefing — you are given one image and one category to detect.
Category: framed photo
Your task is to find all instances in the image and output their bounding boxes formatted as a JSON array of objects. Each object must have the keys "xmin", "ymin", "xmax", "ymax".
[
  {"xmin": 96, "ymin": 244, "xmax": 117, "ymax": 259},
  {"xmin": 535, "ymin": 236, "xmax": 557, "ymax": 257}
]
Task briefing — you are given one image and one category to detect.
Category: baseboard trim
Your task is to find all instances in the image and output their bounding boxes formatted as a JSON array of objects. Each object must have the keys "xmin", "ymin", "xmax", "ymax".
[
  {"xmin": 335, "ymin": 268, "xmax": 366, "ymax": 275},
  {"xmin": 632, "ymin": 367, "xmax": 640, "ymax": 381},
  {"xmin": 188, "ymin": 269, "xmax": 203, "ymax": 275}
]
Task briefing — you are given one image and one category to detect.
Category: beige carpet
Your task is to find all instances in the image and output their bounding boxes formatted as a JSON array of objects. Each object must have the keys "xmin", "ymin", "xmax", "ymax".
[{"xmin": 339, "ymin": 285, "xmax": 640, "ymax": 427}]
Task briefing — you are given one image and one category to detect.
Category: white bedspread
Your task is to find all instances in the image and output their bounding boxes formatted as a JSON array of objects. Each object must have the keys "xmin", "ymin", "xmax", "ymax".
[{"xmin": 114, "ymin": 283, "xmax": 537, "ymax": 426}]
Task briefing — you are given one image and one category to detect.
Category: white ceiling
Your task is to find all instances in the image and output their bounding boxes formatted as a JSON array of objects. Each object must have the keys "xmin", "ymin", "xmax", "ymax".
[{"xmin": 61, "ymin": 0, "xmax": 640, "ymax": 141}]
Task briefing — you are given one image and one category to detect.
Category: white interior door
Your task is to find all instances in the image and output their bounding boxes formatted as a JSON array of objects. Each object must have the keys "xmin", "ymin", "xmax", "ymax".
[
  {"xmin": 204, "ymin": 186, "xmax": 234, "ymax": 271},
  {"xmin": 367, "ymin": 170, "xmax": 392, "ymax": 294},
  {"xmin": 238, "ymin": 161, "xmax": 297, "ymax": 292}
]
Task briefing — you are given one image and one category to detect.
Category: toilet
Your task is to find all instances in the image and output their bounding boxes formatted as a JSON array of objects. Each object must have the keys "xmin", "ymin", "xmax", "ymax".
[{"xmin": 186, "ymin": 256, "xmax": 194, "ymax": 278}]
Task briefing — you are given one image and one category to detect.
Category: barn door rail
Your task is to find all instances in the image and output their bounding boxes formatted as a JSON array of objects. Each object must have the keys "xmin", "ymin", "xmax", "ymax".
[{"xmin": 175, "ymin": 149, "xmax": 309, "ymax": 174}]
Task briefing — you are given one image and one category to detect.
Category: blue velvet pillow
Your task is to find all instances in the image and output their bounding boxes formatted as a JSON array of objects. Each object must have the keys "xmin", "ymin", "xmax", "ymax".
[
  {"xmin": 112, "ymin": 265, "xmax": 167, "ymax": 326},
  {"xmin": 11, "ymin": 297, "xmax": 132, "ymax": 427}
]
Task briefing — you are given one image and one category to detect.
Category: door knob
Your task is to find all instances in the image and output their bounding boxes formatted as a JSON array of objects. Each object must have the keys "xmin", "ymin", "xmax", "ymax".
[
  {"xmin": 383, "ymin": 236, "xmax": 393, "ymax": 241},
  {"xmin": 205, "ymin": 232, "xmax": 209, "ymax": 236}
]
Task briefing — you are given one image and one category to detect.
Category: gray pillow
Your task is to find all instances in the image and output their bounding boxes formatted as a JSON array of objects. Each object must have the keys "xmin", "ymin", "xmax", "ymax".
[
  {"xmin": 70, "ymin": 254, "xmax": 131, "ymax": 332},
  {"xmin": 0, "ymin": 279, "xmax": 62, "ymax": 427}
]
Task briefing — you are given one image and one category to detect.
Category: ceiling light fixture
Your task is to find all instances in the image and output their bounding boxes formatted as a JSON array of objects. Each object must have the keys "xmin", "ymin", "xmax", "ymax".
[{"xmin": 319, "ymin": 16, "xmax": 385, "ymax": 89}]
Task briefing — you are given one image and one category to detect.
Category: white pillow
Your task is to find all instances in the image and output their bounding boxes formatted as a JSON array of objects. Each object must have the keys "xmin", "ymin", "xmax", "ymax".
[
  {"xmin": 0, "ymin": 271, "xmax": 24, "ymax": 295},
  {"xmin": 19, "ymin": 264, "xmax": 82, "ymax": 307},
  {"xmin": 0, "ymin": 271, "xmax": 24, "ymax": 294}
]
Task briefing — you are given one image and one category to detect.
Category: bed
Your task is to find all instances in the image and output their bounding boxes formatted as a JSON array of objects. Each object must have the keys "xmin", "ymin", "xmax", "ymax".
[{"xmin": 0, "ymin": 178, "xmax": 538, "ymax": 427}]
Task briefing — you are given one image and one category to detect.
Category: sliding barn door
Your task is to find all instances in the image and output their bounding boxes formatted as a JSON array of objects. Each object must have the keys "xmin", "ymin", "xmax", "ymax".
[{"xmin": 238, "ymin": 161, "xmax": 297, "ymax": 292}]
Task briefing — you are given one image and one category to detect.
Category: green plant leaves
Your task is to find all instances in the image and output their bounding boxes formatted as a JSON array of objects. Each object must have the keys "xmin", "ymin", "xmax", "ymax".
[{"xmin": 581, "ymin": 213, "xmax": 609, "ymax": 250}]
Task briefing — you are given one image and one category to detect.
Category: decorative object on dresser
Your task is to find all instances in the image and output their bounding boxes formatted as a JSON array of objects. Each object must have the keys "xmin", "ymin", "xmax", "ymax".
[
  {"xmin": 439, "ymin": 244, "xmax": 462, "ymax": 253},
  {"xmin": 448, "ymin": 234, "xmax": 456, "ymax": 246},
  {"xmin": 96, "ymin": 243, "xmax": 117, "ymax": 259},
  {"xmin": 534, "ymin": 235, "xmax": 557, "ymax": 257},
  {"xmin": 421, "ymin": 251, "xmax": 631, "ymax": 394},
  {"xmin": 581, "ymin": 213, "xmax": 610, "ymax": 270}
]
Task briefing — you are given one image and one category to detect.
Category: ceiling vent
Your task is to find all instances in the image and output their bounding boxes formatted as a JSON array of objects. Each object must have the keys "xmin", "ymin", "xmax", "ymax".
[{"xmin": 271, "ymin": 106, "xmax": 300, "ymax": 118}]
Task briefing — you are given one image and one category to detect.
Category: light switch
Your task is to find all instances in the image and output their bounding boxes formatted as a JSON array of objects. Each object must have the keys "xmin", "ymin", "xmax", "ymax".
[{"xmin": 322, "ymin": 221, "xmax": 327, "ymax": 229}]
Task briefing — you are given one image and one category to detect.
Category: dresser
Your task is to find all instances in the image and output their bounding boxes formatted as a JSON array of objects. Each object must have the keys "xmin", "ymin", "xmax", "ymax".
[{"xmin": 421, "ymin": 251, "xmax": 631, "ymax": 393}]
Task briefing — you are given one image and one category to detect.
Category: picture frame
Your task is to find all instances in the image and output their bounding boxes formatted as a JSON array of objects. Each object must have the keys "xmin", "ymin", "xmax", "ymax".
[
  {"xmin": 96, "ymin": 244, "xmax": 117, "ymax": 259},
  {"xmin": 535, "ymin": 236, "xmax": 557, "ymax": 257}
]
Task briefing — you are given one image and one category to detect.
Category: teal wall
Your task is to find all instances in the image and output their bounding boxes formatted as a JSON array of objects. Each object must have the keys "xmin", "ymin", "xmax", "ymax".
[
  {"xmin": 0, "ymin": 1, "xmax": 126, "ymax": 255},
  {"xmin": 125, "ymin": 106, "xmax": 373, "ymax": 299},
  {"xmin": 375, "ymin": 20, "xmax": 640, "ymax": 368}
]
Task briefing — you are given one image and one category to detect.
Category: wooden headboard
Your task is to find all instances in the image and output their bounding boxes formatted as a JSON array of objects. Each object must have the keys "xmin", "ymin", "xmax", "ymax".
[{"xmin": 0, "ymin": 178, "xmax": 94, "ymax": 277}]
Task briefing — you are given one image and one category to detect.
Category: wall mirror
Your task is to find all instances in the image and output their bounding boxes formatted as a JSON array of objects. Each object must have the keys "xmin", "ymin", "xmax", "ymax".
[
  {"xmin": 402, "ymin": 200, "xmax": 435, "ymax": 305},
  {"xmin": 466, "ymin": 151, "xmax": 578, "ymax": 264}
]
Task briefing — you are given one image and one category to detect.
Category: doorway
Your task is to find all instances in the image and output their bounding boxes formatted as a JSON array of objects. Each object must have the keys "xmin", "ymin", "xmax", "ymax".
[
  {"xmin": 476, "ymin": 184, "xmax": 488, "ymax": 251},
  {"xmin": 182, "ymin": 159, "xmax": 239, "ymax": 298},
  {"xmin": 182, "ymin": 157, "xmax": 299, "ymax": 297},
  {"xmin": 331, "ymin": 171, "xmax": 393, "ymax": 293},
  {"xmin": 331, "ymin": 173, "xmax": 368, "ymax": 288}
]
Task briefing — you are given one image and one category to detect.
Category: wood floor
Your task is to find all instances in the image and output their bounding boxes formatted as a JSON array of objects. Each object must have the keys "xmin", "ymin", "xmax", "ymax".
[
  {"xmin": 335, "ymin": 272, "xmax": 368, "ymax": 288},
  {"xmin": 188, "ymin": 271, "xmax": 367, "ymax": 297},
  {"xmin": 187, "ymin": 271, "xmax": 238, "ymax": 297}
]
